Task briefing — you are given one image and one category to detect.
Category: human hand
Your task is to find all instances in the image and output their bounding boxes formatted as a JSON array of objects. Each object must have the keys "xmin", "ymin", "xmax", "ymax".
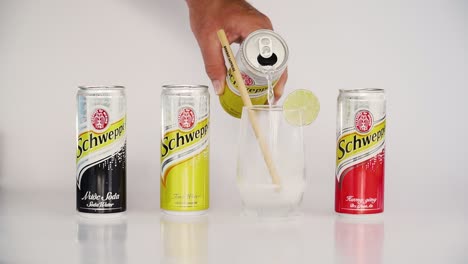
[{"xmin": 186, "ymin": 0, "xmax": 288, "ymax": 102}]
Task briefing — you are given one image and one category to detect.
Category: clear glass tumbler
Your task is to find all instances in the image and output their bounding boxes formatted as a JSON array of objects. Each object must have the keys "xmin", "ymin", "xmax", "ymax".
[{"xmin": 237, "ymin": 105, "xmax": 305, "ymax": 217}]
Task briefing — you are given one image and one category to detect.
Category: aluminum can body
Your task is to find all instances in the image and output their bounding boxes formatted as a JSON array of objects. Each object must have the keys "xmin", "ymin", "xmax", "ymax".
[
  {"xmin": 219, "ymin": 29, "xmax": 288, "ymax": 118},
  {"xmin": 76, "ymin": 85, "xmax": 127, "ymax": 215},
  {"xmin": 160, "ymin": 85, "xmax": 210, "ymax": 214},
  {"xmin": 335, "ymin": 89, "xmax": 386, "ymax": 215}
]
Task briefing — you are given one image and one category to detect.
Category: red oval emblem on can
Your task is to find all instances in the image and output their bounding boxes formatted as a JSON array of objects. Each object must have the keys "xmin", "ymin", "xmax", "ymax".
[
  {"xmin": 178, "ymin": 107, "xmax": 196, "ymax": 130},
  {"xmin": 355, "ymin": 110, "xmax": 373, "ymax": 133},
  {"xmin": 91, "ymin": 109, "xmax": 109, "ymax": 130},
  {"xmin": 241, "ymin": 72, "xmax": 255, "ymax": 86}
]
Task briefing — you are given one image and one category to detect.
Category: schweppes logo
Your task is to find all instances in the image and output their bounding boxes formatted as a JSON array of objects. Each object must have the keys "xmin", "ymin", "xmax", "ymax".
[
  {"xmin": 336, "ymin": 120, "xmax": 385, "ymax": 166},
  {"xmin": 161, "ymin": 118, "xmax": 209, "ymax": 160},
  {"xmin": 336, "ymin": 109, "xmax": 385, "ymax": 181},
  {"xmin": 76, "ymin": 117, "xmax": 126, "ymax": 163},
  {"xmin": 226, "ymin": 68, "xmax": 277, "ymax": 96},
  {"xmin": 160, "ymin": 109, "xmax": 209, "ymax": 186}
]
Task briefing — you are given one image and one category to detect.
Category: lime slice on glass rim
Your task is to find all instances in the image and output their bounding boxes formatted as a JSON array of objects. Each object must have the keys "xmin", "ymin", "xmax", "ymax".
[{"xmin": 283, "ymin": 89, "xmax": 320, "ymax": 126}]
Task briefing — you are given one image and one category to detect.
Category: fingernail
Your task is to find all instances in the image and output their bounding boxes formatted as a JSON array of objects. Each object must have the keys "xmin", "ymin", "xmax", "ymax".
[{"xmin": 212, "ymin": 80, "xmax": 222, "ymax": 95}]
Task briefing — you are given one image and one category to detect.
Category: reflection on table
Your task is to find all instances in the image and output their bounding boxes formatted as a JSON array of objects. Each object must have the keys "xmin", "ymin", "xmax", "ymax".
[
  {"xmin": 160, "ymin": 213, "xmax": 208, "ymax": 264},
  {"xmin": 77, "ymin": 215, "xmax": 127, "ymax": 264},
  {"xmin": 235, "ymin": 217, "xmax": 306, "ymax": 264},
  {"xmin": 334, "ymin": 216, "xmax": 384, "ymax": 264}
]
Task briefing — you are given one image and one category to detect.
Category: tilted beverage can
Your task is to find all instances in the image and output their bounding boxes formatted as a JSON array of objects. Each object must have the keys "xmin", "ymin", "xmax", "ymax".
[
  {"xmin": 219, "ymin": 29, "xmax": 288, "ymax": 118},
  {"xmin": 161, "ymin": 85, "xmax": 210, "ymax": 215},
  {"xmin": 76, "ymin": 85, "xmax": 127, "ymax": 216},
  {"xmin": 335, "ymin": 89, "xmax": 386, "ymax": 215}
]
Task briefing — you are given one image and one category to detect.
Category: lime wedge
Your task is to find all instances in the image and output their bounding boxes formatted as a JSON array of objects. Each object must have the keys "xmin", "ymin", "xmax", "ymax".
[{"xmin": 283, "ymin": 89, "xmax": 320, "ymax": 126}]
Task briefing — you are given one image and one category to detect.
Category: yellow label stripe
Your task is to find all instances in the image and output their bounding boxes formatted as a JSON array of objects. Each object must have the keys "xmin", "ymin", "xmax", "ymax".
[
  {"xmin": 76, "ymin": 117, "xmax": 126, "ymax": 163},
  {"xmin": 336, "ymin": 120, "xmax": 386, "ymax": 166},
  {"xmin": 161, "ymin": 118, "xmax": 209, "ymax": 161}
]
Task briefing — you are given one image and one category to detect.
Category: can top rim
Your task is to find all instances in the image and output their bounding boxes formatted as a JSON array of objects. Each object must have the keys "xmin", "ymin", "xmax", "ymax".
[
  {"xmin": 162, "ymin": 84, "xmax": 208, "ymax": 89},
  {"xmin": 339, "ymin": 88, "xmax": 385, "ymax": 93},
  {"xmin": 79, "ymin": 85, "xmax": 125, "ymax": 90},
  {"xmin": 242, "ymin": 29, "xmax": 289, "ymax": 74}
]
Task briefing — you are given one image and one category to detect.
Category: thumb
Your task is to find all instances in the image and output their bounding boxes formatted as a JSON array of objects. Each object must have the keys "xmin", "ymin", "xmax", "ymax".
[{"xmin": 198, "ymin": 33, "xmax": 227, "ymax": 95}]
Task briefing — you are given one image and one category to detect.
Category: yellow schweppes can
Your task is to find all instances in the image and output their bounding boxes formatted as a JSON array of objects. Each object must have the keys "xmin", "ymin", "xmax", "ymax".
[
  {"xmin": 161, "ymin": 84, "xmax": 210, "ymax": 215},
  {"xmin": 219, "ymin": 29, "xmax": 288, "ymax": 118}
]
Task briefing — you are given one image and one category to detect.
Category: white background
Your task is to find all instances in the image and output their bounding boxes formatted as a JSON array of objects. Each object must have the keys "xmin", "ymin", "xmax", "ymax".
[
  {"xmin": 1, "ymin": 0, "xmax": 467, "ymax": 226},
  {"xmin": 1, "ymin": 1, "xmax": 468, "ymax": 263}
]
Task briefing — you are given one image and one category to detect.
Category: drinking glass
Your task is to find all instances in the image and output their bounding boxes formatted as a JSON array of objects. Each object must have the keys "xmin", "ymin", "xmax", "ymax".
[{"xmin": 237, "ymin": 105, "xmax": 305, "ymax": 217}]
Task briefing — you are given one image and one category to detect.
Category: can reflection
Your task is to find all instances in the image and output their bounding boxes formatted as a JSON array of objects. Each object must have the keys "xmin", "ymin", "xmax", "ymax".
[
  {"xmin": 160, "ymin": 214, "xmax": 208, "ymax": 264},
  {"xmin": 77, "ymin": 216, "xmax": 127, "ymax": 264},
  {"xmin": 334, "ymin": 217, "xmax": 384, "ymax": 264},
  {"xmin": 236, "ymin": 219, "xmax": 305, "ymax": 264}
]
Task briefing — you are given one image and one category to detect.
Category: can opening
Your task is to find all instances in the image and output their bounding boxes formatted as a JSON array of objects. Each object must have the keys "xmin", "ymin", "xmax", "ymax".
[{"xmin": 257, "ymin": 53, "xmax": 278, "ymax": 66}]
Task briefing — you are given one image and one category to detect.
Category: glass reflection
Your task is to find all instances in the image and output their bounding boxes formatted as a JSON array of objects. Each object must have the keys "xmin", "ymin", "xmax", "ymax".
[
  {"xmin": 77, "ymin": 216, "xmax": 127, "ymax": 264},
  {"xmin": 236, "ymin": 218, "xmax": 305, "ymax": 264},
  {"xmin": 334, "ymin": 216, "xmax": 384, "ymax": 264},
  {"xmin": 160, "ymin": 214, "xmax": 208, "ymax": 264}
]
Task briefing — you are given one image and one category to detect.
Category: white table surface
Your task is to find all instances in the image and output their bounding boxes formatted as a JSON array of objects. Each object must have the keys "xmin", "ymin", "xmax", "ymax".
[{"xmin": 1, "ymin": 187, "xmax": 466, "ymax": 264}]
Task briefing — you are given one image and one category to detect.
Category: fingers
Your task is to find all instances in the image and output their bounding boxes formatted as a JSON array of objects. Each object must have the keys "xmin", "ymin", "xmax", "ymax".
[
  {"xmin": 198, "ymin": 32, "xmax": 227, "ymax": 96},
  {"xmin": 234, "ymin": 12, "xmax": 273, "ymax": 41},
  {"xmin": 273, "ymin": 68, "xmax": 288, "ymax": 103},
  {"xmin": 191, "ymin": 0, "xmax": 275, "ymax": 96}
]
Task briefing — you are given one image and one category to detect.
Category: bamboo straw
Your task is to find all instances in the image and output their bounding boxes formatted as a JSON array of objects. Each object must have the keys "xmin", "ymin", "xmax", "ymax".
[{"xmin": 217, "ymin": 29, "xmax": 281, "ymax": 186}]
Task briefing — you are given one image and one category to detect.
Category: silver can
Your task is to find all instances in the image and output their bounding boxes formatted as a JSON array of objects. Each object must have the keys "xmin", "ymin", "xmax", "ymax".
[
  {"xmin": 160, "ymin": 85, "xmax": 210, "ymax": 215},
  {"xmin": 336, "ymin": 88, "xmax": 386, "ymax": 215},
  {"xmin": 219, "ymin": 29, "xmax": 289, "ymax": 118},
  {"xmin": 76, "ymin": 85, "xmax": 127, "ymax": 216}
]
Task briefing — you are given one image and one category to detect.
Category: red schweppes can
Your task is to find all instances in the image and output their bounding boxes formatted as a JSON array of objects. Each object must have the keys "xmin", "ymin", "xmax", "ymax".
[{"xmin": 335, "ymin": 89, "xmax": 386, "ymax": 215}]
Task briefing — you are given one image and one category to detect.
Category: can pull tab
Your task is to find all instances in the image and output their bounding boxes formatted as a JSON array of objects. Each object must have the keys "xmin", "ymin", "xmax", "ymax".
[{"xmin": 257, "ymin": 37, "xmax": 278, "ymax": 66}]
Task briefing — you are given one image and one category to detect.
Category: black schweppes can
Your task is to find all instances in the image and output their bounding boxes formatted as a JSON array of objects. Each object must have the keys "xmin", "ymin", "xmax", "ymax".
[{"xmin": 76, "ymin": 85, "xmax": 126, "ymax": 217}]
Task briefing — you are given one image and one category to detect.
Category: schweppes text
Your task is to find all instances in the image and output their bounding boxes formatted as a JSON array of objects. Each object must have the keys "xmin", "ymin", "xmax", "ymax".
[
  {"xmin": 76, "ymin": 117, "xmax": 126, "ymax": 161},
  {"xmin": 337, "ymin": 121, "xmax": 386, "ymax": 163},
  {"xmin": 161, "ymin": 123, "xmax": 209, "ymax": 158}
]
